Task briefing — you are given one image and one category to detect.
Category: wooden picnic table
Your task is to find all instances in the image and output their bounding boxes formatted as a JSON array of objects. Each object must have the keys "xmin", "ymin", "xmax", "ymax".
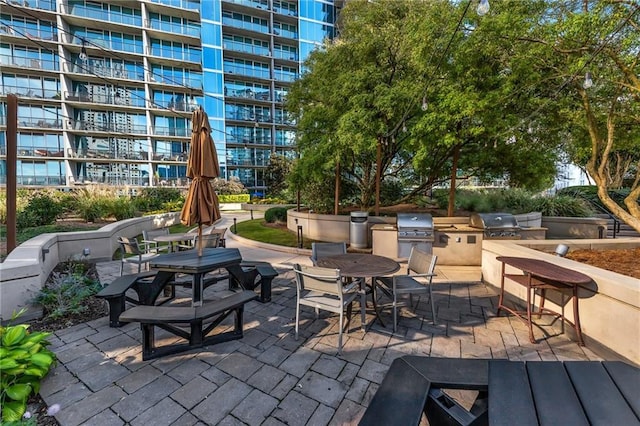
[
  {"xmin": 145, "ymin": 248, "xmax": 243, "ymax": 306},
  {"xmin": 360, "ymin": 356, "xmax": 640, "ymax": 426},
  {"xmin": 496, "ymin": 256, "xmax": 592, "ymax": 345}
]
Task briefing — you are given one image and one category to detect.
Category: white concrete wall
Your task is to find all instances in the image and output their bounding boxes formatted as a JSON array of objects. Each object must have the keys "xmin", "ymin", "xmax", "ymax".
[{"xmin": 0, "ymin": 212, "xmax": 180, "ymax": 322}]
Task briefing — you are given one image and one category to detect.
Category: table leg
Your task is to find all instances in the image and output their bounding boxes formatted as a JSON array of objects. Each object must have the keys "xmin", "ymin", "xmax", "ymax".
[
  {"xmin": 359, "ymin": 279, "xmax": 367, "ymax": 331},
  {"xmin": 193, "ymin": 273, "xmax": 203, "ymax": 307},
  {"xmin": 526, "ymin": 275, "xmax": 535, "ymax": 344},
  {"xmin": 497, "ymin": 262, "xmax": 506, "ymax": 317},
  {"xmin": 370, "ymin": 278, "xmax": 386, "ymax": 328},
  {"xmin": 573, "ymin": 285, "xmax": 584, "ymax": 346}
]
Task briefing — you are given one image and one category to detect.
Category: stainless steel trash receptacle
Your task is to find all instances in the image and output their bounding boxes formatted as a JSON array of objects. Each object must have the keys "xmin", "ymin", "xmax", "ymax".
[{"xmin": 350, "ymin": 211, "xmax": 369, "ymax": 249}]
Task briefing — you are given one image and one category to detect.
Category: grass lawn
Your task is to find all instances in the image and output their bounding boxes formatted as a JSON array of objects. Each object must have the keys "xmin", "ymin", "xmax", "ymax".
[{"xmin": 234, "ymin": 219, "xmax": 315, "ymax": 249}]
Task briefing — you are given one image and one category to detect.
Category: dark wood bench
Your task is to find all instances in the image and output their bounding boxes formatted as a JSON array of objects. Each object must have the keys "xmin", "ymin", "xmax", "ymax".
[
  {"xmin": 96, "ymin": 271, "xmax": 158, "ymax": 327},
  {"xmin": 118, "ymin": 290, "xmax": 258, "ymax": 360},
  {"xmin": 227, "ymin": 261, "xmax": 279, "ymax": 303}
]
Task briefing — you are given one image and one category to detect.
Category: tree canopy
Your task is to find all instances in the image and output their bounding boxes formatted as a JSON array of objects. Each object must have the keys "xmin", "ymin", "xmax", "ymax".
[{"xmin": 287, "ymin": 0, "xmax": 640, "ymax": 231}]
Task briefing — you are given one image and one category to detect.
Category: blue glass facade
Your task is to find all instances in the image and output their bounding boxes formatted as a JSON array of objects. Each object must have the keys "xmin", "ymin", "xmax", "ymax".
[{"xmin": 0, "ymin": 0, "xmax": 337, "ymax": 194}]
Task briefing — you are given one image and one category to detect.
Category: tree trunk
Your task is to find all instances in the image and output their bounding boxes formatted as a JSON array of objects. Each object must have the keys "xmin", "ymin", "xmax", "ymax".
[
  {"xmin": 334, "ymin": 161, "xmax": 340, "ymax": 215},
  {"xmin": 375, "ymin": 137, "xmax": 382, "ymax": 216},
  {"xmin": 447, "ymin": 144, "xmax": 461, "ymax": 217}
]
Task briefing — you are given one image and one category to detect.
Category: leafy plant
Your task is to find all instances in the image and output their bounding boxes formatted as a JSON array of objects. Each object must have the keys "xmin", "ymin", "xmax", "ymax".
[
  {"xmin": 264, "ymin": 207, "xmax": 288, "ymax": 223},
  {"xmin": 16, "ymin": 194, "xmax": 62, "ymax": 228},
  {"xmin": 108, "ymin": 197, "xmax": 136, "ymax": 220},
  {"xmin": 32, "ymin": 261, "xmax": 102, "ymax": 319},
  {"xmin": 0, "ymin": 309, "xmax": 56, "ymax": 422},
  {"xmin": 218, "ymin": 194, "xmax": 251, "ymax": 203},
  {"xmin": 134, "ymin": 188, "xmax": 183, "ymax": 212}
]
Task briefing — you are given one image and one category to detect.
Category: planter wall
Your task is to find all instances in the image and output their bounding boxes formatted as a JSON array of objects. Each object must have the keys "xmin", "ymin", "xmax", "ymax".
[
  {"xmin": 482, "ymin": 239, "xmax": 640, "ymax": 365},
  {"xmin": 0, "ymin": 212, "xmax": 180, "ymax": 322},
  {"xmin": 542, "ymin": 216, "xmax": 608, "ymax": 239}
]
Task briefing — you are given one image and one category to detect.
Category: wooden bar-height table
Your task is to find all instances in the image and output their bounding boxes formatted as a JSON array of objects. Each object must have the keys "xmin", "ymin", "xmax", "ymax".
[
  {"xmin": 316, "ymin": 253, "xmax": 399, "ymax": 329},
  {"xmin": 496, "ymin": 256, "xmax": 592, "ymax": 345}
]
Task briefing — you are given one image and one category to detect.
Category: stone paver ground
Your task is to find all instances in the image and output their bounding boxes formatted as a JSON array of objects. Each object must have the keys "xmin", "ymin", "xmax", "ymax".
[{"xmin": 39, "ymin": 215, "xmax": 604, "ymax": 425}]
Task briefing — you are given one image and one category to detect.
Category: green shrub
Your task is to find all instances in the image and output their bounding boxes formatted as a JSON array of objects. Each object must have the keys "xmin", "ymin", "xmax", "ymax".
[
  {"xmin": 134, "ymin": 188, "xmax": 182, "ymax": 213},
  {"xmin": 0, "ymin": 309, "xmax": 56, "ymax": 422},
  {"xmin": 32, "ymin": 261, "xmax": 102, "ymax": 319},
  {"xmin": 75, "ymin": 197, "xmax": 108, "ymax": 222},
  {"xmin": 264, "ymin": 207, "xmax": 288, "ymax": 223},
  {"xmin": 16, "ymin": 194, "xmax": 62, "ymax": 228},
  {"xmin": 218, "ymin": 194, "xmax": 251, "ymax": 203},
  {"xmin": 528, "ymin": 195, "xmax": 594, "ymax": 217},
  {"xmin": 108, "ymin": 197, "xmax": 136, "ymax": 220}
]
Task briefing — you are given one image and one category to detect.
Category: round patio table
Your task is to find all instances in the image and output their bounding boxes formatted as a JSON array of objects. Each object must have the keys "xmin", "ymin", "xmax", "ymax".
[
  {"xmin": 154, "ymin": 233, "xmax": 195, "ymax": 252},
  {"xmin": 316, "ymin": 253, "xmax": 400, "ymax": 329}
]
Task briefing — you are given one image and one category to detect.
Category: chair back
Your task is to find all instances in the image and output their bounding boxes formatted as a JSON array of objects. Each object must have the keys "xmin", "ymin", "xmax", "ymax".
[
  {"xmin": 118, "ymin": 236, "xmax": 142, "ymax": 256},
  {"xmin": 294, "ymin": 264, "xmax": 343, "ymax": 296},
  {"xmin": 209, "ymin": 227, "xmax": 227, "ymax": 238},
  {"xmin": 195, "ymin": 233, "xmax": 220, "ymax": 248},
  {"xmin": 407, "ymin": 247, "xmax": 437, "ymax": 276},
  {"xmin": 142, "ymin": 228, "xmax": 169, "ymax": 241},
  {"xmin": 310, "ymin": 242, "xmax": 347, "ymax": 265}
]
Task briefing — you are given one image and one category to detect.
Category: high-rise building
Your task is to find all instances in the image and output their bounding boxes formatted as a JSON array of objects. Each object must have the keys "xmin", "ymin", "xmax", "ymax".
[{"xmin": 0, "ymin": 0, "xmax": 339, "ymax": 196}]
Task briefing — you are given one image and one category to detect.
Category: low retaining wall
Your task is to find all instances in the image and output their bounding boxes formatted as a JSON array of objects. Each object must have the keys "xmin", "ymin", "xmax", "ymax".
[
  {"xmin": 0, "ymin": 212, "xmax": 180, "ymax": 322},
  {"xmin": 481, "ymin": 238, "xmax": 640, "ymax": 365},
  {"xmin": 542, "ymin": 216, "xmax": 608, "ymax": 239}
]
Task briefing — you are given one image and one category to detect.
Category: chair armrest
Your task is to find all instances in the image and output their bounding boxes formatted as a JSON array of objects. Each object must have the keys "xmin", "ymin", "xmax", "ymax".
[
  {"xmin": 409, "ymin": 273, "xmax": 437, "ymax": 279},
  {"xmin": 343, "ymin": 282, "xmax": 359, "ymax": 293}
]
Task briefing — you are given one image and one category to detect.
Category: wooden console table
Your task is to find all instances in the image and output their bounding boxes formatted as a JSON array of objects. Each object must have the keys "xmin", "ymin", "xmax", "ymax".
[{"xmin": 496, "ymin": 256, "xmax": 592, "ymax": 345}]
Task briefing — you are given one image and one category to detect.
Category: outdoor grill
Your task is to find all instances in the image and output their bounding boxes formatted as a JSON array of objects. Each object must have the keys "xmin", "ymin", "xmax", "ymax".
[
  {"xmin": 469, "ymin": 212, "xmax": 521, "ymax": 239},
  {"xmin": 396, "ymin": 213, "xmax": 435, "ymax": 258}
]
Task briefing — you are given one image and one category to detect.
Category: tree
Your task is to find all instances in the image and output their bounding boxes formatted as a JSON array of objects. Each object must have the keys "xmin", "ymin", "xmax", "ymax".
[
  {"xmin": 288, "ymin": 0, "xmax": 563, "ymax": 215},
  {"xmin": 514, "ymin": 1, "xmax": 640, "ymax": 230},
  {"xmin": 264, "ymin": 153, "xmax": 293, "ymax": 198}
]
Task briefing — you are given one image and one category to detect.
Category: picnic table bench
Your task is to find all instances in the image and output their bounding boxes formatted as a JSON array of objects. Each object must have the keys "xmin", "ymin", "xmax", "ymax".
[
  {"xmin": 227, "ymin": 261, "xmax": 279, "ymax": 303},
  {"xmin": 96, "ymin": 271, "xmax": 158, "ymax": 327},
  {"xmin": 119, "ymin": 290, "xmax": 258, "ymax": 360}
]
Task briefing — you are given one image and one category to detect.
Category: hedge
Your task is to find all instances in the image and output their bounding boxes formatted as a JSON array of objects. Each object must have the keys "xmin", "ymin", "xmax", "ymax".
[{"xmin": 218, "ymin": 194, "xmax": 250, "ymax": 203}]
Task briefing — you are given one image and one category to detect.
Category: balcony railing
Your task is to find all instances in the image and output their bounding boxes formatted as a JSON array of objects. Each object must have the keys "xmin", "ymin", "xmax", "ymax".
[
  {"xmin": 17, "ymin": 176, "xmax": 67, "ymax": 186},
  {"xmin": 147, "ymin": 46, "xmax": 200, "ymax": 63},
  {"xmin": 17, "ymin": 146, "xmax": 65, "ymax": 157},
  {"xmin": 18, "ymin": 117, "xmax": 63, "ymax": 129},
  {"xmin": 69, "ymin": 35, "xmax": 144, "ymax": 55},
  {"xmin": 274, "ymin": 70, "xmax": 298, "ymax": 82},
  {"xmin": 63, "ymin": 61, "xmax": 145, "ymax": 81},
  {"xmin": 225, "ymin": 0, "xmax": 269, "ymax": 10},
  {"xmin": 64, "ymin": 91, "xmax": 146, "ymax": 108},
  {"xmin": 222, "ymin": 17, "xmax": 268, "ymax": 34},
  {"xmin": 223, "ymin": 40, "xmax": 270, "ymax": 57},
  {"xmin": 272, "ymin": 28, "xmax": 298, "ymax": 39},
  {"xmin": 149, "ymin": 74, "xmax": 202, "ymax": 89},
  {"xmin": 0, "ymin": 24, "xmax": 57, "ymax": 41},
  {"xmin": 67, "ymin": 119, "xmax": 147, "ymax": 134},
  {"xmin": 152, "ymin": 126, "xmax": 190, "ymax": 137},
  {"xmin": 65, "ymin": 3, "xmax": 142, "ymax": 26},
  {"xmin": 224, "ymin": 63, "xmax": 270, "ymax": 79},
  {"xmin": 273, "ymin": 50, "xmax": 298, "ymax": 61},
  {"xmin": 0, "ymin": 54, "xmax": 59, "ymax": 71},
  {"xmin": 9, "ymin": 0, "xmax": 56, "ymax": 11},
  {"xmin": 146, "ymin": 20, "xmax": 200, "ymax": 38},
  {"xmin": 149, "ymin": 0, "xmax": 200, "ymax": 11},
  {"xmin": 0, "ymin": 85, "xmax": 60, "ymax": 100},
  {"xmin": 225, "ymin": 87, "xmax": 271, "ymax": 101}
]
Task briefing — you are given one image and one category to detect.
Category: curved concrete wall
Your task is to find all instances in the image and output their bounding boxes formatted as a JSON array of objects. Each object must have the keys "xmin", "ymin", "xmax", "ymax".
[{"xmin": 0, "ymin": 213, "xmax": 180, "ymax": 322}]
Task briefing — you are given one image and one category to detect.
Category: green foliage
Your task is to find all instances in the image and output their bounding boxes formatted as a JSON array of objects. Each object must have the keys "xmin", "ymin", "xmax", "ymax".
[
  {"xmin": 0, "ymin": 309, "xmax": 56, "ymax": 422},
  {"xmin": 212, "ymin": 177, "xmax": 247, "ymax": 195},
  {"xmin": 264, "ymin": 207, "xmax": 288, "ymax": 223},
  {"xmin": 108, "ymin": 197, "xmax": 136, "ymax": 221},
  {"xmin": 252, "ymin": 197, "xmax": 291, "ymax": 205},
  {"xmin": 32, "ymin": 261, "xmax": 102, "ymax": 319},
  {"xmin": 264, "ymin": 154, "xmax": 293, "ymax": 198},
  {"xmin": 134, "ymin": 188, "xmax": 182, "ymax": 212},
  {"xmin": 430, "ymin": 188, "xmax": 593, "ymax": 217},
  {"xmin": 380, "ymin": 179, "xmax": 407, "ymax": 206},
  {"xmin": 75, "ymin": 196, "xmax": 108, "ymax": 222},
  {"xmin": 218, "ymin": 194, "xmax": 251, "ymax": 203},
  {"xmin": 16, "ymin": 194, "xmax": 62, "ymax": 228},
  {"xmin": 558, "ymin": 186, "xmax": 631, "ymax": 213}
]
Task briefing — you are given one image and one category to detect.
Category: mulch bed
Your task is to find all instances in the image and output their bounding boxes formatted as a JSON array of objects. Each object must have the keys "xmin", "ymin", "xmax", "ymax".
[{"xmin": 566, "ymin": 247, "xmax": 640, "ymax": 279}]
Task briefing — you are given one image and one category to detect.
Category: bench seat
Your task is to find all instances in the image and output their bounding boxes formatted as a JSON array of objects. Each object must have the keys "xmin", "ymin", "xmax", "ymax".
[
  {"xmin": 96, "ymin": 271, "xmax": 157, "ymax": 327},
  {"xmin": 119, "ymin": 290, "xmax": 258, "ymax": 360},
  {"xmin": 227, "ymin": 261, "xmax": 279, "ymax": 303}
]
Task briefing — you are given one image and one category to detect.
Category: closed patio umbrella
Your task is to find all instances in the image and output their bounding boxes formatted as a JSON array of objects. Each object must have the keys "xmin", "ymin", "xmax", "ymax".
[{"xmin": 180, "ymin": 106, "xmax": 221, "ymax": 256}]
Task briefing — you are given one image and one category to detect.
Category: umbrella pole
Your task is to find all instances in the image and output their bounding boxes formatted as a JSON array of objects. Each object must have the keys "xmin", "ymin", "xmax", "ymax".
[{"xmin": 198, "ymin": 224, "xmax": 203, "ymax": 257}]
